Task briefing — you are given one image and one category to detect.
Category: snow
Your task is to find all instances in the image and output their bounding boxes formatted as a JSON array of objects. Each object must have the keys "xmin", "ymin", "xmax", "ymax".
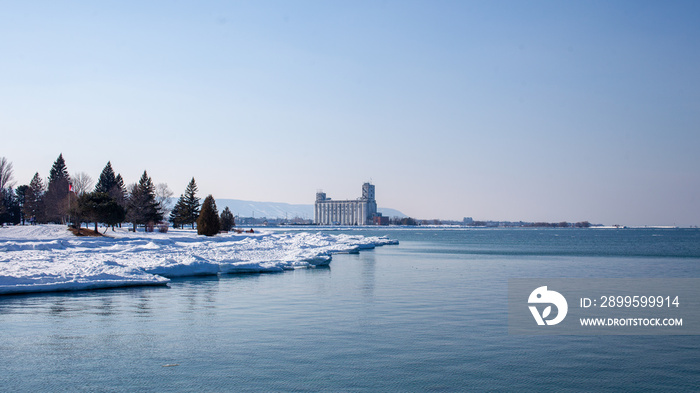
[{"xmin": 0, "ymin": 225, "xmax": 398, "ymax": 295}]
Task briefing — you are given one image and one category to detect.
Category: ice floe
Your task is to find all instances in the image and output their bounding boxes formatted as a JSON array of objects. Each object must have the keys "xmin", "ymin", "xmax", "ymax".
[{"xmin": 0, "ymin": 225, "xmax": 398, "ymax": 295}]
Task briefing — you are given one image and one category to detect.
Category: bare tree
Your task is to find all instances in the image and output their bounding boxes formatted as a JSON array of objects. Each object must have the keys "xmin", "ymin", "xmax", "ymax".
[
  {"xmin": 0, "ymin": 157, "xmax": 15, "ymax": 190},
  {"xmin": 71, "ymin": 172, "xmax": 94, "ymax": 196},
  {"xmin": 155, "ymin": 183, "xmax": 173, "ymax": 218}
]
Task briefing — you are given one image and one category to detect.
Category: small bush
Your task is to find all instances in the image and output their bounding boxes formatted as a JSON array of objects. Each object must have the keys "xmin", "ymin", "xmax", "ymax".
[
  {"xmin": 157, "ymin": 222, "xmax": 169, "ymax": 233},
  {"xmin": 197, "ymin": 195, "xmax": 220, "ymax": 236},
  {"xmin": 220, "ymin": 206, "xmax": 235, "ymax": 232}
]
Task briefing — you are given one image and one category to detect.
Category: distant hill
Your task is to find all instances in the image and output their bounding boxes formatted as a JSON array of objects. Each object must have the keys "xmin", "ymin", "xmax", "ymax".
[{"xmin": 213, "ymin": 199, "xmax": 407, "ymax": 220}]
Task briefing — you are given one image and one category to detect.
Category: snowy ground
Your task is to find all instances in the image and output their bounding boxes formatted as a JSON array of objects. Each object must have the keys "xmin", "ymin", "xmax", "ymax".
[{"xmin": 0, "ymin": 225, "xmax": 398, "ymax": 295}]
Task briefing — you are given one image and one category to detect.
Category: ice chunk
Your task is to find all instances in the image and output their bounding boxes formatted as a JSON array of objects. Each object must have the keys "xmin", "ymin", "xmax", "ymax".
[{"xmin": 0, "ymin": 225, "xmax": 398, "ymax": 294}]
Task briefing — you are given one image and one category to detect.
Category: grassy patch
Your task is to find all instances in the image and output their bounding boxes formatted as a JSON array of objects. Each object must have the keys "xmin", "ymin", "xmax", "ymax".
[{"xmin": 68, "ymin": 227, "xmax": 105, "ymax": 237}]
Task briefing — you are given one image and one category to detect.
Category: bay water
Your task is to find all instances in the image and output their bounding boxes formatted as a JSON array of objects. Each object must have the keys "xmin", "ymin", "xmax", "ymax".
[{"xmin": 1, "ymin": 228, "xmax": 699, "ymax": 391}]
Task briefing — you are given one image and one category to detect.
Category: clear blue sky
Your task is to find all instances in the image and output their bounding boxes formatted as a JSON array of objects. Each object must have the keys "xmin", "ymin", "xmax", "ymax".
[{"xmin": 2, "ymin": 1, "xmax": 699, "ymax": 226}]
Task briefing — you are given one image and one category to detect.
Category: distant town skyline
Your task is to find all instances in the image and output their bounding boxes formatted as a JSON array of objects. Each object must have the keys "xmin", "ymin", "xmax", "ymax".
[{"xmin": 2, "ymin": 1, "xmax": 699, "ymax": 226}]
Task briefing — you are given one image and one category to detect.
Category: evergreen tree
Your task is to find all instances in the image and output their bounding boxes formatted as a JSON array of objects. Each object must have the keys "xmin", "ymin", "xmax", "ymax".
[
  {"xmin": 220, "ymin": 206, "xmax": 235, "ymax": 232},
  {"xmin": 112, "ymin": 174, "xmax": 127, "ymax": 207},
  {"xmin": 126, "ymin": 171, "xmax": 162, "ymax": 231},
  {"xmin": 48, "ymin": 154, "xmax": 70, "ymax": 185},
  {"xmin": 15, "ymin": 185, "xmax": 28, "ymax": 225},
  {"xmin": 183, "ymin": 178, "xmax": 200, "ymax": 229},
  {"xmin": 24, "ymin": 173, "xmax": 45, "ymax": 224},
  {"xmin": 78, "ymin": 192, "xmax": 126, "ymax": 233},
  {"xmin": 93, "ymin": 163, "xmax": 127, "ymax": 228},
  {"xmin": 94, "ymin": 162, "xmax": 117, "ymax": 193},
  {"xmin": 197, "ymin": 195, "xmax": 220, "ymax": 236},
  {"xmin": 115, "ymin": 174, "xmax": 125, "ymax": 194},
  {"xmin": 169, "ymin": 196, "xmax": 188, "ymax": 229},
  {"xmin": 125, "ymin": 183, "xmax": 142, "ymax": 231},
  {"xmin": 169, "ymin": 178, "xmax": 200, "ymax": 229},
  {"xmin": 0, "ymin": 187, "xmax": 21, "ymax": 225},
  {"xmin": 44, "ymin": 154, "xmax": 71, "ymax": 223}
]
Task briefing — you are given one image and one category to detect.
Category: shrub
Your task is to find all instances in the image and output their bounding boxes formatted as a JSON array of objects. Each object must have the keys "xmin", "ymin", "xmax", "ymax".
[
  {"xmin": 220, "ymin": 206, "xmax": 235, "ymax": 232},
  {"xmin": 197, "ymin": 195, "xmax": 220, "ymax": 236}
]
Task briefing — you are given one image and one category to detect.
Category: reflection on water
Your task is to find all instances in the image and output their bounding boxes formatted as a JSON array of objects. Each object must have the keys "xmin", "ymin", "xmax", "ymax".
[{"xmin": 361, "ymin": 252, "xmax": 375, "ymax": 300}]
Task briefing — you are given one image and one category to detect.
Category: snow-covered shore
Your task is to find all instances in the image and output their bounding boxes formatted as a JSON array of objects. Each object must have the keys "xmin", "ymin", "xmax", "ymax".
[{"xmin": 0, "ymin": 225, "xmax": 398, "ymax": 295}]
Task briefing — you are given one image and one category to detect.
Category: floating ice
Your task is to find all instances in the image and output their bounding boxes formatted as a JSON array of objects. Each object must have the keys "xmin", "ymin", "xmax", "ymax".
[{"xmin": 0, "ymin": 225, "xmax": 398, "ymax": 295}]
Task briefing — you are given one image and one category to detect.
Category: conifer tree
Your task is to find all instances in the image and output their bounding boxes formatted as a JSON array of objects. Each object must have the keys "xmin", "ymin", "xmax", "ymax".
[
  {"xmin": 113, "ymin": 174, "xmax": 127, "ymax": 207},
  {"xmin": 78, "ymin": 192, "xmax": 126, "ymax": 233},
  {"xmin": 15, "ymin": 185, "xmax": 28, "ymax": 225},
  {"xmin": 126, "ymin": 171, "xmax": 162, "ymax": 231},
  {"xmin": 0, "ymin": 187, "xmax": 21, "ymax": 225},
  {"xmin": 44, "ymin": 154, "xmax": 71, "ymax": 223},
  {"xmin": 93, "ymin": 162, "xmax": 126, "ymax": 228},
  {"xmin": 220, "ymin": 206, "xmax": 235, "ymax": 232},
  {"xmin": 94, "ymin": 162, "xmax": 117, "ymax": 193},
  {"xmin": 24, "ymin": 173, "xmax": 45, "ymax": 224},
  {"xmin": 183, "ymin": 177, "xmax": 200, "ymax": 229},
  {"xmin": 197, "ymin": 195, "xmax": 220, "ymax": 236},
  {"xmin": 115, "ymin": 174, "xmax": 125, "ymax": 193},
  {"xmin": 168, "ymin": 178, "xmax": 200, "ymax": 229},
  {"xmin": 169, "ymin": 196, "xmax": 187, "ymax": 229},
  {"xmin": 125, "ymin": 183, "xmax": 142, "ymax": 231}
]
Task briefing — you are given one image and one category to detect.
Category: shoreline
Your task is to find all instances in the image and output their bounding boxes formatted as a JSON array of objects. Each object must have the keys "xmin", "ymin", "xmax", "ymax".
[{"xmin": 0, "ymin": 225, "xmax": 398, "ymax": 296}]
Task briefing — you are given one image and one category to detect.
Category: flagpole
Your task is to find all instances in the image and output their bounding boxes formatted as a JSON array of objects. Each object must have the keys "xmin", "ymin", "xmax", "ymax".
[{"xmin": 68, "ymin": 183, "xmax": 72, "ymax": 227}]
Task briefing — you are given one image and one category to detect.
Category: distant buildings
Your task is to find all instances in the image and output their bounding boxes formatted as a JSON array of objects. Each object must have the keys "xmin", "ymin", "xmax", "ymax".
[{"xmin": 315, "ymin": 183, "xmax": 380, "ymax": 225}]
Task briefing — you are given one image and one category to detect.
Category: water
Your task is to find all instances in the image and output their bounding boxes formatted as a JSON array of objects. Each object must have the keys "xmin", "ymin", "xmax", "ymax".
[{"xmin": 1, "ymin": 228, "xmax": 699, "ymax": 391}]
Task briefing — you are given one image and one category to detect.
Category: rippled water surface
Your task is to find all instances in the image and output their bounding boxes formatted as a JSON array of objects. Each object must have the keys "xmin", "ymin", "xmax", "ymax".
[{"xmin": 1, "ymin": 228, "xmax": 699, "ymax": 391}]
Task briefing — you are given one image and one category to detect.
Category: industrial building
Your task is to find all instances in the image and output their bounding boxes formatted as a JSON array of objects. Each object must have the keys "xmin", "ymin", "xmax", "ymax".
[{"xmin": 315, "ymin": 183, "xmax": 378, "ymax": 225}]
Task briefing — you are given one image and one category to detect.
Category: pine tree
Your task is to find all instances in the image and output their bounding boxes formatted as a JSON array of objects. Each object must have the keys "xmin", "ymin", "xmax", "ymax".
[
  {"xmin": 183, "ymin": 177, "xmax": 200, "ymax": 229},
  {"xmin": 94, "ymin": 162, "xmax": 117, "ymax": 193},
  {"xmin": 91, "ymin": 162, "xmax": 127, "ymax": 229},
  {"xmin": 15, "ymin": 185, "xmax": 28, "ymax": 225},
  {"xmin": 197, "ymin": 195, "xmax": 220, "ymax": 236},
  {"xmin": 0, "ymin": 187, "xmax": 21, "ymax": 225},
  {"xmin": 220, "ymin": 206, "xmax": 235, "ymax": 232},
  {"xmin": 24, "ymin": 173, "xmax": 45, "ymax": 224},
  {"xmin": 126, "ymin": 171, "xmax": 162, "ymax": 231},
  {"xmin": 169, "ymin": 196, "xmax": 187, "ymax": 229},
  {"xmin": 78, "ymin": 192, "xmax": 126, "ymax": 233},
  {"xmin": 113, "ymin": 174, "xmax": 127, "ymax": 207},
  {"xmin": 125, "ymin": 183, "xmax": 142, "ymax": 231},
  {"xmin": 168, "ymin": 178, "xmax": 200, "ymax": 229},
  {"xmin": 115, "ymin": 174, "xmax": 125, "ymax": 193},
  {"xmin": 48, "ymin": 154, "xmax": 70, "ymax": 186},
  {"xmin": 44, "ymin": 154, "xmax": 71, "ymax": 223}
]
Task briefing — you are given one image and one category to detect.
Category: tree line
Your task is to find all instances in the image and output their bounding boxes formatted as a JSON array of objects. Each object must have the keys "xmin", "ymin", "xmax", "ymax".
[{"xmin": 0, "ymin": 155, "xmax": 235, "ymax": 236}]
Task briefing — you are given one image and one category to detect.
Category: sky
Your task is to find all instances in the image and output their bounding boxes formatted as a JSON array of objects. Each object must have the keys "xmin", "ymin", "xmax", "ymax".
[{"xmin": 1, "ymin": 1, "xmax": 699, "ymax": 226}]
